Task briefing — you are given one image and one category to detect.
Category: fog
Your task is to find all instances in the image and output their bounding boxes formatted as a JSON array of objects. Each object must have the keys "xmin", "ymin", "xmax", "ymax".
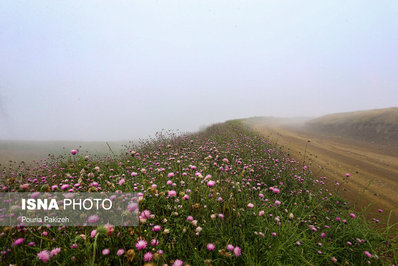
[{"xmin": 1, "ymin": 0, "xmax": 397, "ymax": 141}]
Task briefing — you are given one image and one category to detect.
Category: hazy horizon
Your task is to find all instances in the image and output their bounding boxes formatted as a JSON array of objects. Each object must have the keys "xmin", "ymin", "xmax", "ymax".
[{"xmin": 1, "ymin": 1, "xmax": 397, "ymax": 141}]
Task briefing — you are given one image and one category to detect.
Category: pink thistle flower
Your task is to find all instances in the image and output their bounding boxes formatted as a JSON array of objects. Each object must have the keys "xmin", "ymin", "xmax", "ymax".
[
  {"xmin": 20, "ymin": 184, "xmax": 29, "ymax": 190},
  {"xmin": 345, "ymin": 173, "xmax": 350, "ymax": 177},
  {"xmin": 12, "ymin": 238, "xmax": 24, "ymax": 247},
  {"xmin": 259, "ymin": 210, "xmax": 265, "ymax": 216},
  {"xmin": 102, "ymin": 249, "xmax": 110, "ymax": 255},
  {"xmin": 247, "ymin": 203, "xmax": 254, "ymax": 209},
  {"xmin": 152, "ymin": 225, "xmax": 162, "ymax": 232},
  {"xmin": 173, "ymin": 259, "xmax": 183, "ymax": 266},
  {"xmin": 233, "ymin": 246, "xmax": 241, "ymax": 257},
  {"xmin": 90, "ymin": 229, "xmax": 97, "ymax": 238},
  {"xmin": 104, "ymin": 224, "xmax": 114, "ymax": 236},
  {"xmin": 187, "ymin": 216, "xmax": 194, "ymax": 222},
  {"xmin": 207, "ymin": 180, "xmax": 216, "ymax": 187},
  {"xmin": 309, "ymin": 225, "xmax": 317, "ymax": 231},
  {"xmin": 364, "ymin": 251, "xmax": 372, "ymax": 258},
  {"xmin": 207, "ymin": 243, "xmax": 215, "ymax": 251},
  {"xmin": 88, "ymin": 215, "xmax": 99, "ymax": 224},
  {"xmin": 127, "ymin": 202, "xmax": 138, "ymax": 212},
  {"xmin": 131, "ymin": 172, "xmax": 138, "ymax": 177},
  {"xmin": 349, "ymin": 213, "xmax": 356, "ymax": 218},
  {"xmin": 274, "ymin": 200, "xmax": 281, "ymax": 206},
  {"xmin": 135, "ymin": 240, "xmax": 147, "ymax": 250},
  {"xmin": 37, "ymin": 250, "xmax": 51, "ymax": 263},
  {"xmin": 70, "ymin": 149, "xmax": 78, "ymax": 155},
  {"xmin": 151, "ymin": 239, "xmax": 159, "ymax": 246},
  {"xmin": 168, "ymin": 190, "xmax": 177, "ymax": 197},
  {"xmin": 168, "ymin": 172, "xmax": 175, "ymax": 178},
  {"xmin": 227, "ymin": 244, "xmax": 234, "ymax": 251},
  {"xmin": 117, "ymin": 249, "xmax": 124, "ymax": 256},
  {"xmin": 50, "ymin": 248, "xmax": 61, "ymax": 257},
  {"xmin": 144, "ymin": 251, "xmax": 153, "ymax": 262},
  {"xmin": 141, "ymin": 210, "xmax": 151, "ymax": 219},
  {"xmin": 31, "ymin": 191, "xmax": 40, "ymax": 199},
  {"xmin": 272, "ymin": 232, "xmax": 277, "ymax": 237}
]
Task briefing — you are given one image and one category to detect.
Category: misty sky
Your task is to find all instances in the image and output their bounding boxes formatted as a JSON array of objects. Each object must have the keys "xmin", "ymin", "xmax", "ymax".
[{"xmin": 1, "ymin": 1, "xmax": 397, "ymax": 141}]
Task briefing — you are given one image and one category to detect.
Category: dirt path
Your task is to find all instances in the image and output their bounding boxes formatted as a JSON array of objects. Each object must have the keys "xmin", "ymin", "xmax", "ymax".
[{"xmin": 246, "ymin": 121, "xmax": 398, "ymax": 228}]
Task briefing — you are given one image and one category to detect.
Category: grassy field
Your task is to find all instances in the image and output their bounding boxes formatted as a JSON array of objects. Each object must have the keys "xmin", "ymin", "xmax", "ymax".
[
  {"xmin": 0, "ymin": 121, "xmax": 397, "ymax": 265},
  {"xmin": 0, "ymin": 140, "xmax": 129, "ymax": 165}
]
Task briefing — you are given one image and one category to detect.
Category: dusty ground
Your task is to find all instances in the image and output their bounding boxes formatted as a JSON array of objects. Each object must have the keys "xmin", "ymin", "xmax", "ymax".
[{"xmin": 245, "ymin": 120, "xmax": 398, "ymax": 229}]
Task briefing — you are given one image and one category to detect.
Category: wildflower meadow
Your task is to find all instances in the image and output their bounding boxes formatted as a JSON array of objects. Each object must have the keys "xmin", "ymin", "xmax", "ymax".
[{"xmin": 0, "ymin": 121, "xmax": 396, "ymax": 265}]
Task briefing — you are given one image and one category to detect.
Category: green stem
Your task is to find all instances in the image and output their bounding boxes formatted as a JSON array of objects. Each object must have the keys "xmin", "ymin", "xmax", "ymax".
[{"xmin": 91, "ymin": 233, "xmax": 99, "ymax": 266}]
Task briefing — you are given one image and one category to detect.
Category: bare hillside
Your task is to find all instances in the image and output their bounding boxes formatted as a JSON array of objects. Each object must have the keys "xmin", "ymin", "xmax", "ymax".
[{"xmin": 305, "ymin": 107, "xmax": 398, "ymax": 146}]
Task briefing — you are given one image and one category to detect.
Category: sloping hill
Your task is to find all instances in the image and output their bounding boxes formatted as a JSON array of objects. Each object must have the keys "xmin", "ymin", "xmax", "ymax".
[{"xmin": 305, "ymin": 107, "xmax": 398, "ymax": 145}]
